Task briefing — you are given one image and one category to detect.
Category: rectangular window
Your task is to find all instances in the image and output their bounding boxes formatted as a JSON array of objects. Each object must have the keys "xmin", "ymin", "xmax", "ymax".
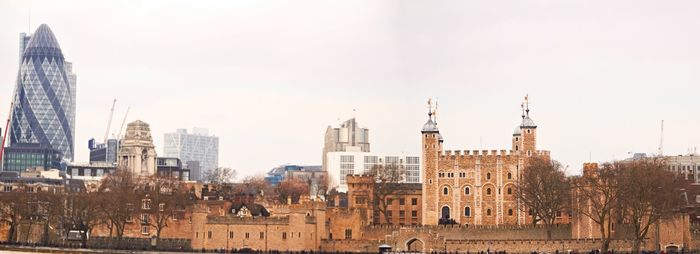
[
  {"xmin": 364, "ymin": 156, "xmax": 378, "ymax": 164},
  {"xmin": 412, "ymin": 211, "xmax": 418, "ymax": 218},
  {"xmin": 387, "ymin": 198, "xmax": 393, "ymax": 205},
  {"xmin": 260, "ymin": 232, "xmax": 264, "ymax": 239},
  {"xmin": 411, "ymin": 198, "xmax": 417, "ymax": 205},
  {"xmin": 344, "ymin": 229, "xmax": 352, "ymax": 239},
  {"xmin": 141, "ymin": 226, "xmax": 149, "ymax": 235},
  {"xmin": 282, "ymin": 232, "xmax": 287, "ymax": 240},
  {"xmin": 399, "ymin": 198, "xmax": 405, "ymax": 205},
  {"xmin": 340, "ymin": 155, "xmax": 354, "ymax": 163},
  {"xmin": 696, "ymin": 195, "xmax": 700, "ymax": 203},
  {"xmin": 141, "ymin": 213, "xmax": 149, "ymax": 224},
  {"xmin": 229, "ymin": 231, "xmax": 234, "ymax": 239},
  {"xmin": 142, "ymin": 199, "xmax": 151, "ymax": 210},
  {"xmin": 3, "ymin": 186, "xmax": 11, "ymax": 192},
  {"xmin": 208, "ymin": 231, "xmax": 212, "ymax": 239},
  {"xmin": 399, "ymin": 210, "xmax": 405, "ymax": 218},
  {"xmin": 159, "ymin": 203, "xmax": 165, "ymax": 212},
  {"xmin": 245, "ymin": 233, "xmax": 250, "ymax": 239}
]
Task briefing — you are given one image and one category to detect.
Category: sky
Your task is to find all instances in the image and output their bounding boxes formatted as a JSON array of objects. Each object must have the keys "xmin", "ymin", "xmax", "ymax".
[{"xmin": 0, "ymin": 0, "xmax": 698, "ymax": 178}]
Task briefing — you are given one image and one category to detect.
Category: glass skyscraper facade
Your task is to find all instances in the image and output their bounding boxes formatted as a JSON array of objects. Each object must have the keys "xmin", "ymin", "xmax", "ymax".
[
  {"xmin": 9, "ymin": 24, "xmax": 77, "ymax": 162},
  {"xmin": 163, "ymin": 128, "xmax": 218, "ymax": 181}
]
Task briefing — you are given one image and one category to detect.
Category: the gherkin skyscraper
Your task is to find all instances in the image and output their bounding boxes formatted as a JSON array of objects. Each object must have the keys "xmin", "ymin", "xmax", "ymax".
[{"xmin": 9, "ymin": 24, "xmax": 76, "ymax": 161}]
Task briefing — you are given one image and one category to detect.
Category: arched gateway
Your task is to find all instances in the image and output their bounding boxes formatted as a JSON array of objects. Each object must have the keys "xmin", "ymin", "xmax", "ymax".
[{"xmin": 406, "ymin": 238, "xmax": 425, "ymax": 252}]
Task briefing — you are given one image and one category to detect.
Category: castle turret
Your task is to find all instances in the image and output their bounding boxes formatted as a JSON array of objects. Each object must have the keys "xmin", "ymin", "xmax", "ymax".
[
  {"xmin": 421, "ymin": 100, "xmax": 441, "ymax": 225},
  {"xmin": 512, "ymin": 95, "xmax": 537, "ymax": 156}
]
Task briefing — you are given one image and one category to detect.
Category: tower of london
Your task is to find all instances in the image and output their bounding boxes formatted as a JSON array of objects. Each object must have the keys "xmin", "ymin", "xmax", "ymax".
[{"xmin": 421, "ymin": 98, "xmax": 550, "ymax": 225}]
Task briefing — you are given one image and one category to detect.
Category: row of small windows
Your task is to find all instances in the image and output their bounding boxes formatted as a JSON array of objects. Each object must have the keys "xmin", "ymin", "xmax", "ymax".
[
  {"xmin": 461, "ymin": 207, "xmax": 514, "ymax": 217},
  {"xmin": 438, "ymin": 172, "xmax": 512, "ymax": 180},
  {"xmin": 443, "ymin": 186, "xmax": 513, "ymax": 196},
  {"xmin": 196, "ymin": 231, "xmax": 303, "ymax": 240}
]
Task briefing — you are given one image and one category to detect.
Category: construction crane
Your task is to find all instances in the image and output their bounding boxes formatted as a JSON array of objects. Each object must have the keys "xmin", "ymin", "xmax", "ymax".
[
  {"xmin": 103, "ymin": 99, "xmax": 116, "ymax": 144},
  {"xmin": 0, "ymin": 102, "xmax": 14, "ymax": 164},
  {"xmin": 117, "ymin": 107, "xmax": 130, "ymax": 139}
]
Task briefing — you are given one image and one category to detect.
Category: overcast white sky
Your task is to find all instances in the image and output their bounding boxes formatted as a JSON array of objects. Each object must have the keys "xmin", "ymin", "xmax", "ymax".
[{"xmin": 1, "ymin": 0, "xmax": 699, "ymax": 178}]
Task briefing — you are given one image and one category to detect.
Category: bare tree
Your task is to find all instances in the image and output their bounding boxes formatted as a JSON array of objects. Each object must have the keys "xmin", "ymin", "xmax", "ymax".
[
  {"xmin": 235, "ymin": 176, "xmax": 275, "ymax": 203},
  {"xmin": 138, "ymin": 175, "xmax": 193, "ymax": 249},
  {"xmin": 367, "ymin": 164, "xmax": 405, "ymax": 224},
  {"xmin": 516, "ymin": 156, "xmax": 570, "ymax": 239},
  {"xmin": 277, "ymin": 177, "xmax": 309, "ymax": 204},
  {"xmin": 0, "ymin": 187, "xmax": 28, "ymax": 243},
  {"xmin": 573, "ymin": 162, "xmax": 622, "ymax": 253},
  {"xmin": 35, "ymin": 190, "xmax": 62, "ymax": 246},
  {"xmin": 617, "ymin": 158, "xmax": 683, "ymax": 253},
  {"xmin": 204, "ymin": 167, "xmax": 237, "ymax": 184},
  {"xmin": 97, "ymin": 169, "xmax": 138, "ymax": 245},
  {"xmin": 308, "ymin": 174, "xmax": 329, "ymax": 199},
  {"xmin": 62, "ymin": 190, "xmax": 104, "ymax": 247}
]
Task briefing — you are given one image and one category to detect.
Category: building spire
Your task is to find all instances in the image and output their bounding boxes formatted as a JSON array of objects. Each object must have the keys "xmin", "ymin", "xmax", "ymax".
[
  {"xmin": 427, "ymin": 98, "xmax": 433, "ymax": 118},
  {"xmin": 525, "ymin": 94, "xmax": 530, "ymax": 116},
  {"xmin": 521, "ymin": 101, "xmax": 525, "ymax": 119}
]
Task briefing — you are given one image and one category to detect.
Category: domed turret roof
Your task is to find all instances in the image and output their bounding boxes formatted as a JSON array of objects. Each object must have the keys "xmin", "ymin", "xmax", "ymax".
[
  {"xmin": 513, "ymin": 126, "xmax": 521, "ymax": 136},
  {"xmin": 421, "ymin": 118, "xmax": 439, "ymax": 133},
  {"xmin": 520, "ymin": 116, "xmax": 537, "ymax": 128},
  {"xmin": 23, "ymin": 24, "xmax": 64, "ymax": 60}
]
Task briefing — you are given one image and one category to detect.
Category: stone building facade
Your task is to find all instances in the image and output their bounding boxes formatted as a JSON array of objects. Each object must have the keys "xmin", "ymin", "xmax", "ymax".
[
  {"xmin": 117, "ymin": 120, "xmax": 157, "ymax": 176},
  {"xmin": 345, "ymin": 175, "xmax": 422, "ymax": 226},
  {"xmin": 421, "ymin": 99, "xmax": 549, "ymax": 226}
]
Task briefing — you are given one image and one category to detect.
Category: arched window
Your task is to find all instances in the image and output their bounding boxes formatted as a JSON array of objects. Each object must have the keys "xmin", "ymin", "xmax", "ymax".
[
  {"xmin": 515, "ymin": 145, "xmax": 519, "ymax": 151},
  {"xmin": 486, "ymin": 188, "xmax": 492, "ymax": 195},
  {"xmin": 507, "ymin": 172, "xmax": 512, "ymax": 179},
  {"xmin": 486, "ymin": 173, "xmax": 491, "ymax": 180},
  {"xmin": 507, "ymin": 188, "xmax": 512, "ymax": 195},
  {"xmin": 486, "ymin": 209, "xmax": 492, "ymax": 216},
  {"xmin": 464, "ymin": 187, "xmax": 470, "ymax": 195},
  {"xmin": 464, "ymin": 207, "xmax": 471, "ymax": 217},
  {"xmin": 443, "ymin": 187, "xmax": 449, "ymax": 196},
  {"xmin": 508, "ymin": 209, "xmax": 513, "ymax": 216}
]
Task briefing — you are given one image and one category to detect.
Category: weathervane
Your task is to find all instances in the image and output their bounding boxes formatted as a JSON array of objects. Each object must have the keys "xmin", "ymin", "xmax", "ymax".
[
  {"xmin": 525, "ymin": 94, "xmax": 530, "ymax": 116},
  {"xmin": 427, "ymin": 98, "xmax": 438, "ymax": 122}
]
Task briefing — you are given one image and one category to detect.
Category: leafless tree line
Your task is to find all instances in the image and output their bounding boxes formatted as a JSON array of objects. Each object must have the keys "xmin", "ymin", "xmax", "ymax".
[
  {"xmin": 0, "ymin": 169, "xmax": 193, "ymax": 249},
  {"xmin": 518, "ymin": 156, "xmax": 684, "ymax": 253}
]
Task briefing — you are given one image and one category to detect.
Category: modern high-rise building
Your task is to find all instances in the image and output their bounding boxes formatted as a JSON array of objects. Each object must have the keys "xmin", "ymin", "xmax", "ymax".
[
  {"xmin": 89, "ymin": 138, "xmax": 119, "ymax": 164},
  {"xmin": 326, "ymin": 148, "xmax": 420, "ymax": 192},
  {"xmin": 322, "ymin": 118, "xmax": 370, "ymax": 172},
  {"xmin": 8, "ymin": 24, "xmax": 77, "ymax": 162},
  {"xmin": 163, "ymin": 128, "xmax": 219, "ymax": 181}
]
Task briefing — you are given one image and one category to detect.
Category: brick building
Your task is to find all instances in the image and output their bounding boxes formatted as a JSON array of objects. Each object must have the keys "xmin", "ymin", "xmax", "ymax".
[{"xmin": 344, "ymin": 175, "xmax": 422, "ymax": 226}]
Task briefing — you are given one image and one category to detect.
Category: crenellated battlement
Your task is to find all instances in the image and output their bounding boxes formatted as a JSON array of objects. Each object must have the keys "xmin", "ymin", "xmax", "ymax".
[
  {"xmin": 440, "ymin": 149, "xmax": 519, "ymax": 158},
  {"xmin": 440, "ymin": 149, "xmax": 550, "ymax": 159}
]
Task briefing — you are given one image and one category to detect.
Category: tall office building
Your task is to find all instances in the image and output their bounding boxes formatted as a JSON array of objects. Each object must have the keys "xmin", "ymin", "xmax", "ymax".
[
  {"xmin": 322, "ymin": 118, "xmax": 370, "ymax": 172},
  {"xmin": 325, "ymin": 149, "xmax": 420, "ymax": 192},
  {"xmin": 163, "ymin": 128, "xmax": 219, "ymax": 181},
  {"xmin": 9, "ymin": 24, "xmax": 77, "ymax": 161}
]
